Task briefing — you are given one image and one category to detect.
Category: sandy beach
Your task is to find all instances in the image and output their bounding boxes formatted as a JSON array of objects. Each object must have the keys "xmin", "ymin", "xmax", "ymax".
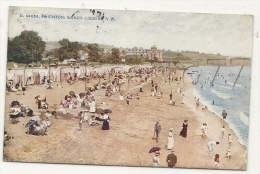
[{"xmin": 3, "ymin": 68, "xmax": 247, "ymax": 170}]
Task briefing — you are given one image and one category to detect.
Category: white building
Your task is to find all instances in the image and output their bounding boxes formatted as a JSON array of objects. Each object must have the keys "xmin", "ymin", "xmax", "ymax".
[{"xmin": 124, "ymin": 45, "xmax": 163, "ymax": 61}]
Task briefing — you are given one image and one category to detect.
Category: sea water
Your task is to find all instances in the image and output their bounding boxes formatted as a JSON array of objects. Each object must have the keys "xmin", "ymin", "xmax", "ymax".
[{"xmin": 186, "ymin": 66, "xmax": 251, "ymax": 147}]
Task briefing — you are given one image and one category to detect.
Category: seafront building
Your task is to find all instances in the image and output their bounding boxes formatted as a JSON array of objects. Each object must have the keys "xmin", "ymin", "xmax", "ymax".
[{"xmin": 123, "ymin": 45, "xmax": 164, "ymax": 61}]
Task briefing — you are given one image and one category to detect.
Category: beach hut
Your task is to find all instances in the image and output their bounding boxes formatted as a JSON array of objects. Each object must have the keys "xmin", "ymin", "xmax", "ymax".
[
  {"xmin": 62, "ymin": 59, "xmax": 68, "ymax": 65},
  {"xmin": 67, "ymin": 58, "xmax": 77, "ymax": 64}
]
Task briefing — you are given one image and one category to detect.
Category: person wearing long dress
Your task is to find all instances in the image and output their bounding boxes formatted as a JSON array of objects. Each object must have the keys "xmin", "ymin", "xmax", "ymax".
[
  {"xmin": 167, "ymin": 128, "xmax": 174, "ymax": 150},
  {"xmin": 152, "ymin": 151, "xmax": 160, "ymax": 167},
  {"xmin": 89, "ymin": 100, "xmax": 96, "ymax": 113},
  {"xmin": 102, "ymin": 113, "xmax": 110, "ymax": 130},
  {"xmin": 179, "ymin": 120, "xmax": 188, "ymax": 138}
]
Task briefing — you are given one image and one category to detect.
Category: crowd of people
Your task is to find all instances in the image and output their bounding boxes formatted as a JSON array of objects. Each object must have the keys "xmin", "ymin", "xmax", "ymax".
[
  {"xmin": 5, "ymin": 65, "xmax": 237, "ymax": 169},
  {"xmin": 147, "ymin": 69, "xmax": 234, "ymax": 169}
]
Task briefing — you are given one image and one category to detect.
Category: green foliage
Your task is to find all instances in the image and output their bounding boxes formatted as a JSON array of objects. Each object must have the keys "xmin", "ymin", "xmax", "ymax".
[
  {"xmin": 163, "ymin": 49, "xmax": 178, "ymax": 57},
  {"xmin": 123, "ymin": 55, "xmax": 144, "ymax": 64},
  {"xmin": 7, "ymin": 30, "xmax": 46, "ymax": 63},
  {"xmin": 59, "ymin": 57, "xmax": 65, "ymax": 62},
  {"xmin": 58, "ymin": 38, "xmax": 69, "ymax": 47},
  {"xmin": 86, "ymin": 43, "xmax": 104, "ymax": 62},
  {"xmin": 111, "ymin": 48, "xmax": 120, "ymax": 63},
  {"xmin": 54, "ymin": 39, "xmax": 84, "ymax": 60}
]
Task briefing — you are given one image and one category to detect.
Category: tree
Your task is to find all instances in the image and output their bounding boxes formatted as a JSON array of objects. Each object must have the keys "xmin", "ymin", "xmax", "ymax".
[
  {"xmin": 86, "ymin": 43, "xmax": 102, "ymax": 62},
  {"xmin": 7, "ymin": 30, "xmax": 46, "ymax": 63},
  {"xmin": 58, "ymin": 38, "xmax": 69, "ymax": 47},
  {"xmin": 111, "ymin": 48, "xmax": 120, "ymax": 63},
  {"xmin": 54, "ymin": 39, "xmax": 84, "ymax": 60}
]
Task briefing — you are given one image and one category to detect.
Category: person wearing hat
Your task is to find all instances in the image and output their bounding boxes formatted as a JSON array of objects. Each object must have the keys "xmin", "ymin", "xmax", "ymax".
[
  {"xmin": 166, "ymin": 150, "xmax": 177, "ymax": 168},
  {"xmin": 179, "ymin": 120, "xmax": 188, "ymax": 138},
  {"xmin": 152, "ymin": 151, "xmax": 160, "ymax": 167},
  {"xmin": 154, "ymin": 121, "xmax": 161, "ymax": 142},
  {"xmin": 167, "ymin": 128, "xmax": 174, "ymax": 150},
  {"xmin": 102, "ymin": 112, "xmax": 110, "ymax": 130}
]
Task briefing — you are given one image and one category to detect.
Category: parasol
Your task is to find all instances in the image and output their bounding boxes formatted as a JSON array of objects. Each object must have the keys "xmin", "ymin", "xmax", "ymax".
[
  {"xmin": 149, "ymin": 147, "xmax": 161, "ymax": 153},
  {"xmin": 95, "ymin": 108, "xmax": 104, "ymax": 114},
  {"xmin": 69, "ymin": 91, "xmax": 75, "ymax": 96},
  {"xmin": 103, "ymin": 109, "xmax": 112, "ymax": 114},
  {"xmin": 25, "ymin": 120, "xmax": 36, "ymax": 127},
  {"xmin": 11, "ymin": 101, "xmax": 20, "ymax": 107}
]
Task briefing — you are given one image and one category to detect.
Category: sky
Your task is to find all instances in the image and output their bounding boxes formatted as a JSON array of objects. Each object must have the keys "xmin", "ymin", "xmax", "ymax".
[{"xmin": 8, "ymin": 6, "xmax": 253, "ymax": 58}]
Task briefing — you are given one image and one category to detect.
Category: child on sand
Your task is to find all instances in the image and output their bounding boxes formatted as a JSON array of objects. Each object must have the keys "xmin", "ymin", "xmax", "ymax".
[
  {"xmin": 225, "ymin": 149, "xmax": 231, "ymax": 159},
  {"xmin": 214, "ymin": 154, "xmax": 220, "ymax": 168},
  {"xmin": 227, "ymin": 133, "xmax": 233, "ymax": 145},
  {"xmin": 152, "ymin": 151, "xmax": 160, "ymax": 167},
  {"xmin": 207, "ymin": 141, "xmax": 220, "ymax": 155}
]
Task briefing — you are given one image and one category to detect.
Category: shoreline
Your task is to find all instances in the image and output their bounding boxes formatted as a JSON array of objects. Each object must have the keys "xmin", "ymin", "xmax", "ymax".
[
  {"xmin": 184, "ymin": 74, "xmax": 248, "ymax": 151},
  {"xmin": 3, "ymin": 68, "xmax": 247, "ymax": 170},
  {"xmin": 182, "ymin": 71, "xmax": 247, "ymax": 169}
]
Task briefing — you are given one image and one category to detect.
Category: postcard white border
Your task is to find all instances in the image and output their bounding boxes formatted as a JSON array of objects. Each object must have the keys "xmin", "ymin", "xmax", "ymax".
[{"xmin": 0, "ymin": 1, "xmax": 259, "ymax": 174}]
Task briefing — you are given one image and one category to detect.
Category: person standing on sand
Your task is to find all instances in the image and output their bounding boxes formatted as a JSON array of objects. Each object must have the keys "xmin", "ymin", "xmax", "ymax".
[
  {"xmin": 214, "ymin": 154, "xmax": 220, "ymax": 168},
  {"xmin": 153, "ymin": 151, "xmax": 160, "ymax": 167},
  {"xmin": 139, "ymin": 85, "xmax": 143, "ymax": 92},
  {"xmin": 201, "ymin": 123, "xmax": 208, "ymax": 138},
  {"xmin": 102, "ymin": 112, "xmax": 110, "ymax": 130},
  {"xmin": 227, "ymin": 133, "xmax": 233, "ymax": 146},
  {"xmin": 154, "ymin": 84, "xmax": 158, "ymax": 93},
  {"xmin": 151, "ymin": 86, "xmax": 155, "ymax": 96},
  {"xmin": 154, "ymin": 121, "xmax": 161, "ymax": 142},
  {"xmin": 169, "ymin": 93, "xmax": 173, "ymax": 101},
  {"xmin": 207, "ymin": 141, "xmax": 220, "ymax": 155},
  {"xmin": 222, "ymin": 110, "xmax": 227, "ymax": 119},
  {"xmin": 221, "ymin": 126, "xmax": 225, "ymax": 138},
  {"xmin": 167, "ymin": 128, "xmax": 174, "ymax": 150},
  {"xmin": 179, "ymin": 120, "xmax": 188, "ymax": 138},
  {"xmin": 89, "ymin": 99, "xmax": 96, "ymax": 113},
  {"xmin": 181, "ymin": 93, "xmax": 185, "ymax": 104},
  {"xmin": 79, "ymin": 118, "xmax": 83, "ymax": 131},
  {"xmin": 126, "ymin": 98, "xmax": 130, "ymax": 106},
  {"xmin": 177, "ymin": 87, "xmax": 181, "ymax": 94},
  {"xmin": 166, "ymin": 150, "xmax": 177, "ymax": 168}
]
